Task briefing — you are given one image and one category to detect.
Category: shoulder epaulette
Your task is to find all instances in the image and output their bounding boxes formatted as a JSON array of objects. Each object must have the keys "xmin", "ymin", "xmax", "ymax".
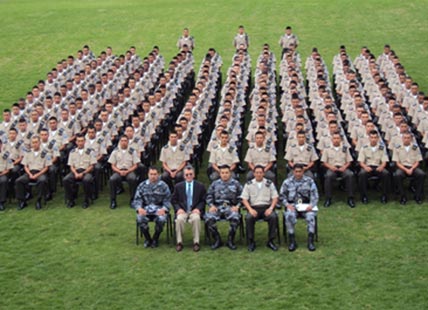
[
  {"xmin": 412, "ymin": 144, "xmax": 418, "ymax": 150},
  {"xmin": 265, "ymin": 179, "xmax": 272, "ymax": 187},
  {"xmin": 379, "ymin": 145, "xmax": 384, "ymax": 151}
]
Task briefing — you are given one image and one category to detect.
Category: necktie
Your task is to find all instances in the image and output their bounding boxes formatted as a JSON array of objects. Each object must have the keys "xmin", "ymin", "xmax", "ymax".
[{"xmin": 186, "ymin": 182, "xmax": 192, "ymax": 212}]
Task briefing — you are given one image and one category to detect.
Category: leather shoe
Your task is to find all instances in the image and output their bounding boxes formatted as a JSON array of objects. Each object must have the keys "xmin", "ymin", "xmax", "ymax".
[
  {"xmin": 226, "ymin": 240, "xmax": 237, "ymax": 250},
  {"xmin": 0, "ymin": 202, "xmax": 5, "ymax": 211},
  {"xmin": 116, "ymin": 187, "xmax": 124, "ymax": 195},
  {"xmin": 17, "ymin": 201, "xmax": 27, "ymax": 210},
  {"xmin": 248, "ymin": 241, "xmax": 256, "ymax": 252},
  {"xmin": 361, "ymin": 196, "xmax": 368, "ymax": 204},
  {"xmin": 151, "ymin": 239, "xmax": 159, "ymax": 248},
  {"xmin": 110, "ymin": 200, "xmax": 117, "ymax": 209},
  {"xmin": 416, "ymin": 197, "xmax": 423, "ymax": 204},
  {"xmin": 82, "ymin": 200, "xmax": 89, "ymax": 209},
  {"xmin": 35, "ymin": 199, "xmax": 42, "ymax": 210},
  {"xmin": 347, "ymin": 198, "xmax": 355, "ymax": 208},
  {"xmin": 193, "ymin": 243, "xmax": 200, "ymax": 252},
  {"xmin": 324, "ymin": 198, "xmax": 332, "ymax": 208},
  {"xmin": 211, "ymin": 238, "xmax": 223, "ymax": 250},
  {"xmin": 143, "ymin": 239, "xmax": 152, "ymax": 248},
  {"xmin": 381, "ymin": 195, "xmax": 387, "ymax": 204},
  {"xmin": 67, "ymin": 200, "xmax": 75, "ymax": 208},
  {"xmin": 266, "ymin": 241, "xmax": 278, "ymax": 251},
  {"xmin": 176, "ymin": 243, "xmax": 183, "ymax": 252},
  {"xmin": 45, "ymin": 193, "xmax": 53, "ymax": 201},
  {"xmin": 400, "ymin": 196, "xmax": 407, "ymax": 205}
]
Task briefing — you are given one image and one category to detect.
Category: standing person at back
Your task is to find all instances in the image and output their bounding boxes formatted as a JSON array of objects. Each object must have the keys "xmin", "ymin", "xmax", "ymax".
[
  {"xmin": 177, "ymin": 28, "xmax": 195, "ymax": 51},
  {"xmin": 233, "ymin": 25, "xmax": 249, "ymax": 50}
]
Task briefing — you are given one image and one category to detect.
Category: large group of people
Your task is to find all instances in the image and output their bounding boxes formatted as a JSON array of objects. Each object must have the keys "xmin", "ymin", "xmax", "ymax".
[{"xmin": 0, "ymin": 26, "xmax": 427, "ymax": 253}]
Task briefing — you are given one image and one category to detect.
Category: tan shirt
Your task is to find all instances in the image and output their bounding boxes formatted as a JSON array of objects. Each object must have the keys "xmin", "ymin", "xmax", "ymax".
[
  {"xmin": 108, "ymin": 147, "xmax": 140, "ymax": 170},
  {"xmin": 85, "ymin": 139, "xmax": 107, "ymax": 158},
  {"xmin": 0, "ymin": 151, "xmax": 13, "ymax": 171},
  {"xmin": 3, "ymin": 140, "xmax": 25, "ymax": 161},
  {"xmin": 321, "ymin": 145, "xmax": 353, "ymax": 166},
  {"xmin": 285, "ymin": 143, "xmax": 319, "ymax": 165},
  {"xmin": 68, "ymin": 148, "xmax": 97, "ymax": 170},
  {"xmin": 244, "ymin": 146, "xmax": 276, "ymax": 167},
  {"xmin": 22, "ymin": 149, "xmax": 52, "ymax": 171},
  {"xmin": 392, "ymin": 144, "xmax": 422, "ymax": 167},
  {"xmin": 209, "ymin": 144, "xmax": 240, "ymax": 166},
  {"xmin": 159, "ymin": 144, "xmax": 189, "ymax": 170},
  {"xmin": 241, "ymin": 178, "xmax": 278, "ymax": 207},
  {"xmin": 358, "ymin": 144, "xmax": 389, "ymax": 166}
]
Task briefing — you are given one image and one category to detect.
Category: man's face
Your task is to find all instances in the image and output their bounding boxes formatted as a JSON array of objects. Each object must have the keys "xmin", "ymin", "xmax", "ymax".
[
  {"xmin": 31, "ymin": 138, "xmax": 40, "ymax": 151},
  {"xmin": 332, "ymin": 134, "xmax": 341, "ymax": 146},
  {"xmin": 8, "ymin": 130, "xmax": 17, "ymax": 141},
  {"xmin": 297, "ymin": 134, "xmax": 306, "ymax": 145},
  {"xmin": 76, "ymin": 137, "xmax": 85, "ymax": 149},
  {"xmin": 402, "ymin": 134, "xmax": 412, "ymax": 146},
  {"xmin": 119, "ymin": 137, "xmax": 128, "ymax": 149},
  {"xmin": 169, "ymin": 134, "xmax": 178, "ymax": 145},
  {"xmin": 184, "ymin": 169, "xmax": 194, "ymax": 182},
  {"xmin": 3, "ymin": 112, "xmax": 10, "ymax": 121},
  {"xmin": 125, "ymin": 127, "xmax": 134, "ymax": 139},
  {"xmin": 31, "ymin": 112, "xmax": 39, "ymax": 122},
  {"xmin": 293, "ymin": 168, "xmax": 304, "ymax": 180},
  {"xmin": 148, "ymin": 169, "xmax": 159, "ymax": 183},
  {"xmin": 254, "ymin": 168, "xmax": 264, "ymax": 182},
  {"xmin": 87, "ymin": 128, "xmax": 96, "ymax": 139},
  {"xmin": 49, "ymin": 120, "xmax": 58, "ymax": 130},
  {"xmin": 219, "ymin": 168, "xmax": 231, "ymax": 181},
  {"xmin": 369, "ymin": 134, "xmax": 379, "ymax": 146},
  {"xmin": 40, "ymin": 131, "xmax": 49, "ymax": 142},
  {"xmin": 255, "ymin": 134, "xmax": 264, "ymax": 146},
  {"xmin": 220, "ymin": 134, "xmax": 229, "ymax": 146}
]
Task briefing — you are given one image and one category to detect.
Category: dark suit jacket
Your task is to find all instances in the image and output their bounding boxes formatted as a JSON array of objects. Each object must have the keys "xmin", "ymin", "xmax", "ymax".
[{"xmin": 171, "ymin": 180, "xmax": 207, "ymax": 215}]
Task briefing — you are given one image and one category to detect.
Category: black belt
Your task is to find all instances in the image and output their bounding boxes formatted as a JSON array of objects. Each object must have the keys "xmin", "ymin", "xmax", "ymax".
[{"xmin": 30, "ymin": 169, "xmax": 40, "ymax": 174}]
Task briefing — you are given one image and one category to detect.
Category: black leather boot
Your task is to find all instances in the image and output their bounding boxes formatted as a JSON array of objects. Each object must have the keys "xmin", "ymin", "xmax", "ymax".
[
  {"xmin": 226, "ymin": 223, "xmax": 238, "ymax": 250},
  {"xmin": 288, "ymin": 233, "xmax": 297, "ymax": 252},
  {"xmin": 308, "ymin": 233, "xmax": 316, "ymax": 251}
]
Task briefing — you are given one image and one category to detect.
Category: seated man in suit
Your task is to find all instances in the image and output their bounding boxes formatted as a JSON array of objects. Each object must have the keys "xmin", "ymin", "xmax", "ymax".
[{"xmin": 171, "ymin": 166, "xmax": 207, "ymax": 252}]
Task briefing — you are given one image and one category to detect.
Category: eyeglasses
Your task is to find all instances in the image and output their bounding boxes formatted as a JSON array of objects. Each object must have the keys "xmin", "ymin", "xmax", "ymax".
[{"xmin": 185, "ymin": 173, "xmax": 193, "ymax": 176}]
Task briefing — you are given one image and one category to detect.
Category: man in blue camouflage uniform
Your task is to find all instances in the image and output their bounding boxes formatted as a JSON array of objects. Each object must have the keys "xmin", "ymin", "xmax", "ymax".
[
  {"xmin": 132, "ymin": 166, "xmax": 171, "ymax": 248},
  {"xmin": 280, "ymin": 164, "xmax": 319, "ymax": 252},
  {"xmin": 205, "ymin": 165, "xmax": 243, "ymax": 250}
]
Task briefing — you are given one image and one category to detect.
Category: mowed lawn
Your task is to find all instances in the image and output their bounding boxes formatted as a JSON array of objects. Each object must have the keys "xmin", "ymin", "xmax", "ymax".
[{"xmin": 1, "ymin": 0, "xmax": 428, "ymax": 309}]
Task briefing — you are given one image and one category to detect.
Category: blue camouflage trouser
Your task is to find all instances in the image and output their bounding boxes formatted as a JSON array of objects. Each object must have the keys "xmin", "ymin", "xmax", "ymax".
[{"xmin": 284, "ymin": 210, "xmax": 316, "ymax": 234}]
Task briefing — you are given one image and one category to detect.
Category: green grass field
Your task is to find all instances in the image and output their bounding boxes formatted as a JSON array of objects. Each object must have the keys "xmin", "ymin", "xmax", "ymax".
[{"xmin": 1, "ymin": 0, "xmax": 428, "ymax": 309}]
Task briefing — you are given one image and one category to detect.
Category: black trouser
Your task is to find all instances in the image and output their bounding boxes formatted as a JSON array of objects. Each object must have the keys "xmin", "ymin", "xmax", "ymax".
[
  {"xmin": 0, "ymin": 174, "xmax": 8, "ymax": 203},
  {"xmin": 109, "ymin": 171, "xmax": 138, "ymax": 200},
  {"xmin": 394, "ymin": 167, "xmax": 425, "ymax": 199},
  {"xmin": 358, "ymin": 167, "xmax": 391, "ymax": 197},
  {"xmin": 48, "ymin": 163, "xmax": 59, "ymax": 193},
  {"xmin": 63, "ymin": 169, "xmax": 93, "ymax": 202},
  {"xmin": 161, "ymin": 170, "xmax": 184, "ymax": 191},
  {"xmin": 245, "ymin": 205, "xmax": 278, "ymax": 242},
  {"xmin": 15, "ymin": 170, "xmax": 48, "ymax": 201},
  {"xmin": 324, "ymin": 168, "xmax": 355, "ymax": 198}
]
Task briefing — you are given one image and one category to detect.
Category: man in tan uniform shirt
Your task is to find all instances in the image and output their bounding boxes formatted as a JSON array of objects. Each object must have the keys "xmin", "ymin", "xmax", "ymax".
[
  {"xmin": 0, "ymin": 140, "xmax": 13, "ymax": 210},
  {"xmin": 63, "ymin": 134, "xmax": 96, "ymax": 208},
  {"xmin": 392, "ymin": 132, "xmax": 425, "ymax": 204},
  {"xmin": 160, "ymin": 131, "xmax": 189, "ymax": 190},
  {"xmin": 108, "ymin": 135, "xmax": 140, "ymax": 209},
  {"xmin": 241, "ymin": 166, "xmax": 279, "ymax": 252},
  {"xmin": 285, "ymin": 130, "xmax": 319, "ymax": 179},
  {"xmin": 208, "ymin": 130, "xmax": 240, "ymax": 181},
  {"xmin": 357, "ymin": 130, "xmax": 390, "ymax": 204},
  {"xmin": 244, "ymin": 131, "xmax": 276, "ymax": 182},
  {"xmin": 15, "ymin": 135, "xmax": 51, "ymax": 210},
  {"xmin": 321, "ymin": 132, "xmax": 355, "ymax": 208}
]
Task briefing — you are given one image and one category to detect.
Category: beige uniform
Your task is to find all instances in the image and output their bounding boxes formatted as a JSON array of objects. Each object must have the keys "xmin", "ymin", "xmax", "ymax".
[
  {"xmin": 159, "ymin": 144, "xmax": 189, "ymax": 170},
  {"xmin": 108, "ymin": 147, "xmax": 140, "ymax": 169},
  {"xmin": 209, "ymin": 144, "xmax": 240, "ymax": 167},
  {"xmin": 241, "ymin": 178, "xmax": 278, "ymax": 207},
  {"xmin": 321, "ymin": 145, "xmax": 353, "ymax": 166},
  {"xmin": 22, "ymin": 150, "xmax": 52, "ymax": 171},
  {"xmin": 392, "ymin": 144, "xmax": 422, "ymax": 166},
  {"xmin": 357, "ymin": 144, "xmax": 389, "ymax": 166},
  {"xmin": 244, "ymin": 145, "xmax": 276, "ymax": 167},
  {"xmin": 68, "ymin": 148, "xmax": 97, "ymax": 170},
  {"xmin": 285, "ymin": 143, "xmax": 319, "ymax": 165}
]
